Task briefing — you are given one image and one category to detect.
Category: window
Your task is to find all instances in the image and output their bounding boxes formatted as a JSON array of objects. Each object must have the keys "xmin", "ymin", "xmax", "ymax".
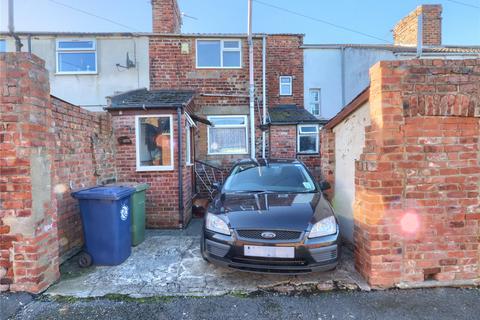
[
  {"xmin": 297, "ymin": 124, "xmax": 319, "ymax": 154},
  {"xmin": 196, "ymin": 39, "xmax": 241, "ymax": 68},
  {"xmin": 309, "ymin": 88, "xmax": 321, "ymax": 117},
  {"xmin": 135, "ymin": 115, "xmax": 174, "ymax": 171},
  {"xmin": 185, "ymin": 113, "xmax": 195, "ymax": 166},
  {"xmin": 0, "ymin": 40, "xmax": 5, "ymax": 52},
  {"xmin": 279, "ymin": 76, "xmax": 292, "ymax": 96},
  {"xmin": 56, "ymin": 39, "xmax": 97, "ymax": 74},
  {"xmin": 208, "ymin": 115, "xmax": 248, "ymax": 155}
]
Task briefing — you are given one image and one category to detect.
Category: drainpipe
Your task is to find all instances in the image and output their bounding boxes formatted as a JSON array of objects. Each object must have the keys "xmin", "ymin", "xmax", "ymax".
[
  {"xmin": 416, "ymin": 12, "xmax": 423, "ymax": 58},
  {"xmin": 261, "ymin": 34, "xmax": 267, "ymax": 159},
  {"xmin": 8, "ymin": 0, "xmax": 23, "ymax": 52},
  {"xmin": 177, "ymin": 107, "xmax": 184, "ymax": 227},
  {"xmin": 247, "ymin": 0, "xmax": 256, "ymax": 159},
  {"xmin": 340, "ymin": 46, "xmax": 346, "ymax": 107}
]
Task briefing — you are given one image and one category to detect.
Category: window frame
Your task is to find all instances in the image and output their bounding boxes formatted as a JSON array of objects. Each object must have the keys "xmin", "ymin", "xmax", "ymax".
[
  {"xmin": 56, "ymin": 38, "xmax": 98, "ymax": 75},
  {"xmin": 309, "ymin": 88, "xmax": 321, "ymax": 117},
  {"xmin": 195, "ymin": 39, "xmax": 242, "ymax": 69},
  {"xmin": 185, "ymin": 113, "xmax": 195, "ymax": 166},
  {"xmin": 207, "ymin": 115, "xmax": 249, "ymax": 155},
  {"xmin": 135, "ymin": 114, "xmax": 174, "ymax": 172},
  {"xmin": 0, "ymin": 39, "xmax": 6, "ymax": 52},
  {"xmin": 279, "ymin": 76, "xmax": 293, "ymax": 96},
  {"xmin": 297, "ymin": 124, "xmax": 319, "ymax": 154}
]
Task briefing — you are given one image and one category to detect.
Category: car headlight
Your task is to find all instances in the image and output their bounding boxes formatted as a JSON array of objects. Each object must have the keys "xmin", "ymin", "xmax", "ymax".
[
  {"xmin": 205, "ymin": 212, "xmax": 231, "ymax": 235},
  {"xmin": 308, "ymin": 216, "xmax": 337, "ymax": 238}
]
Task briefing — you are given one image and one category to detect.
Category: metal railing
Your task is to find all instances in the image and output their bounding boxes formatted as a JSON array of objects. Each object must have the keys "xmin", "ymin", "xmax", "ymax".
[{"xmin": 194, "ymin": 159, "xmax": 226, "ymax": 200}]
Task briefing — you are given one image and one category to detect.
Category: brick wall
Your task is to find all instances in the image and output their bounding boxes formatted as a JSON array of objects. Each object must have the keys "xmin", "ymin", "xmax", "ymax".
[
  {"xmin": 354, "ymin": 59, "xmax": 480, "ymax": 288},
  {"xmin": 52, "ymin": 97, "xmax": 116, "ymax": 261},
  {"xmin": 393, "ymin": 5, "xmax": 442, "ymax": 46},
  {"xmin": 320, "ymin": 128, "xmax": 335, "ymax": 199},
  {"xmin": 152, "ymin": 0, "xmax": 182, "ymax": 34},
  {"xmin": 0, "ymin": 53, "xmax": 59, "ymax": 293},
  {"xmin": 110, "ymin": 109, "xmax": 193, "ymax": 228},
  {"xmin": 149, "ymin": 34, "xmax": 303, "ymax": 166}
]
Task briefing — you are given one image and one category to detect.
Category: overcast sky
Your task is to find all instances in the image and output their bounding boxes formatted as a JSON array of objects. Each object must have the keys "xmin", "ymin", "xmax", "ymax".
[{"xmin": 0, "ymin": 0, "xmax": 479, "ymax": 45}]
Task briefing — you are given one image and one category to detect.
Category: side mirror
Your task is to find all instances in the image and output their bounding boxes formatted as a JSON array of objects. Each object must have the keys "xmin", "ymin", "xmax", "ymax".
[
  {"xmin": 212, "ymin": 182, "xmax": 222, "ymax": 191},
  {"xmin": 319, "ymin": 180, "xmax": 331, "ymax": 191}
]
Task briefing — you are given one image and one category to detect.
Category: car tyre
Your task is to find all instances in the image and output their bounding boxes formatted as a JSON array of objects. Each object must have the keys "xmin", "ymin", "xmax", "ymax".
[{"xmin": 200, "ymin": 235, "xmax": 209, "ymax": 262}]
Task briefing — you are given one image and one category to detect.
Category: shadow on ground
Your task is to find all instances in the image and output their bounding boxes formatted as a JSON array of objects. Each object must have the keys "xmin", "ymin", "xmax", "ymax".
[{"xmin": 46, "ymin": 219, "xmax": 369, "ymax": 298}]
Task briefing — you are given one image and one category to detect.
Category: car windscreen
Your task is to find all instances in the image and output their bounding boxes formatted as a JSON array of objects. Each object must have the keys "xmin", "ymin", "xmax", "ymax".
[{"xmin": 223, "ymin": 163, "xmax": 317, "ymax": 193}]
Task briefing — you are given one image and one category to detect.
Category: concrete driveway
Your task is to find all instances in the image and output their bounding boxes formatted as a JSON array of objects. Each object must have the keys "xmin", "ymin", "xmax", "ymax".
[{"xmin": 46, "ymin": 219, "xmax": 369, "ymax": 298}]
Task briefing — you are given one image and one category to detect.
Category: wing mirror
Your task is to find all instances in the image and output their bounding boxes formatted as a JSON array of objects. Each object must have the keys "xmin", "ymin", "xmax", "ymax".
[
  {"xmin": 212, "ymin": 182, "xmax": 222, "ymax": 191},
  {"xmin": 319, "ymin": 180, "xmax": 331, "ymax": 191}
]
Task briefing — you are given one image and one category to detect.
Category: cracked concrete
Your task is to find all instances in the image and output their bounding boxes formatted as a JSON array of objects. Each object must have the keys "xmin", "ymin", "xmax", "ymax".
[{"xmin": 46, "ymin": 219, "xmax": 369, "ymax": 298}]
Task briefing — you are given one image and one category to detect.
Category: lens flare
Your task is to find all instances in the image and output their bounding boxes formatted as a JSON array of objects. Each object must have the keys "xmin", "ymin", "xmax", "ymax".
[{"xmin": 400, "ymin": 212, "xmax": 419, "ymax": 233}]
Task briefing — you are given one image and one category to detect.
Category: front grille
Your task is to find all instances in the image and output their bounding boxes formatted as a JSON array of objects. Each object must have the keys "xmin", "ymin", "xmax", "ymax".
[
  {"xmin": 206, "ymin": 239, "xmax": 230, "ymax": 258},
  {"xmin": 232, "ymin": 257, "xmax": 307, "ymax": 266},
  {"xmin": 310, "ymin": 245, "xmax": 338, "ymax": 263},
  {"xmin": 236, "ymin": 230, "xmax": 302, "ymax": 241}
]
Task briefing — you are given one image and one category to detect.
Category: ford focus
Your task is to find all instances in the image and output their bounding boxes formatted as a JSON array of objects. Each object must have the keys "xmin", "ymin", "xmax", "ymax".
[{"xmin": 201, "ymin": 159, "xmax": 340, "ymax": 274}]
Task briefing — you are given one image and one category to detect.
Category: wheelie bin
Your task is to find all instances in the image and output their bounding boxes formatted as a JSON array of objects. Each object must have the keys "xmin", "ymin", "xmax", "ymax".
[{"xmin": 71, "ymin": 186, "xmax": 135, "ymax": 267}]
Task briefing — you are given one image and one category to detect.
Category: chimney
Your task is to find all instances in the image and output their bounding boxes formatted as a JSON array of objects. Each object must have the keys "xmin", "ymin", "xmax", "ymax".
[
  {"xmin": 393, "ymin": 4, "xmax": 442, "ymax": 47},
  {"xmin": 151, "ymin": 0, "xmax": 182, "ymax": 34}
]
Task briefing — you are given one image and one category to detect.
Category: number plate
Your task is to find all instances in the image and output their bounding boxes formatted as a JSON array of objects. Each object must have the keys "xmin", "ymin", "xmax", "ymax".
[{"xmin": 244, "ymin": 245, "xmax": 294, "ymax": 258}]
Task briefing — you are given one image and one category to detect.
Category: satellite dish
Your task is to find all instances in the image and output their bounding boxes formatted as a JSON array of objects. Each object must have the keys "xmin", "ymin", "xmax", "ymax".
[{"xmin": 116, "ymin": 52, "xmax": 136, "ymax": 69}]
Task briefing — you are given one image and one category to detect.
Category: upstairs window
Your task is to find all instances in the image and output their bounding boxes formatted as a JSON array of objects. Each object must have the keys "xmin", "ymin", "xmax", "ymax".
[
  {"xmin": 196, "ymin": 39, "xmax": 241, "ymax": 68},
  {"xmin": 0, "ymin": 40, "xmax": 5, "ymax": 52},
  {"xmin": 309, "ymin": 88, "xmax": 321, "ymax": 117},
  {"xmin": 208, "ymin": 116, "xmax": 248, "ymax": 155},
  {"xmin": 56, "ymin": 39, "xmax": 97, "ymax": 74},
  {"xmin": 297, "ymin": 124, "xmax": 319, "ymax": 154},
  {"xmin": 279, "ymin": 76, "xmax": 292, "ymax": 96}
]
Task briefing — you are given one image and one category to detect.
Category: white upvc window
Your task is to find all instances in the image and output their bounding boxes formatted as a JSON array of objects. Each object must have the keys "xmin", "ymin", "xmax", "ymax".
[
  {"xmin": 56, "ymin": 39, "xmax": 97, "ymax": 74},
  {"xmin": 196, "ymin": 39, "xmax": 242, "ymax": 68},
  {"xmin": 185, "ymin": 113, "xmax": 195, "ymax": 166},
  {"xmin": 309, "ymin": 88, "xmax": 321, "ymax": 117},
  {"xmin": 207, "ymin": 115, "xmax": 248, "ymax": 155},
  {"xmin": 297, "ymin": 124, "xmax": 319, "ymax": 154},
  {"xmin": 135, "ymin": 115, "xmax": 174, "ymax": 171},
  {"xmin": 279, "ymin": 76, "xmax": 293, "ymax": 96}
]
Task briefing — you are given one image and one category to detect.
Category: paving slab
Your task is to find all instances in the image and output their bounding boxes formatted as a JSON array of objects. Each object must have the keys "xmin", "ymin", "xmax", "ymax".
[{"xmin": 46, "ymin": 220, "xmax": 369, "ymax": 298}]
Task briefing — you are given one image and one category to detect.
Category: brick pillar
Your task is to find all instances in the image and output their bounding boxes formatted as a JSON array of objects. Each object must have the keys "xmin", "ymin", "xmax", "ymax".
[
  {"xmin": 151, "ymin": 0, "xmax": 182, "ymax": 33},
  {"xmin": 355, "ymin": 59, "xmax": 480, "ymax": 288},
  {"xmin": 0, "ymin": 53, "xmax": 59, "ymax": 293},
  {"xmin": 320, "ymin": 128, "xmax": 335, "ymax": 199}
]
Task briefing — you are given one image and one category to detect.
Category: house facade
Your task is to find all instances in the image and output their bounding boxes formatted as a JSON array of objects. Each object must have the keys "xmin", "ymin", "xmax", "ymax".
[
  {"xmin": 303, "ymin": 5, "xmax": 480, "ymax": 121},
  {"xmin": 0, "ymin": 32, "xmax": 150, "ymax": 111}
]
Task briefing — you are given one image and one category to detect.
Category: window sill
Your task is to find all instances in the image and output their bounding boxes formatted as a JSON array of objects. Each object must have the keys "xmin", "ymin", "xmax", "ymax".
[
  {"xmin": 55, "ymin": 72, "xmax": 98, "ymax": 76},
  {"xmin": 136, "ymin": 166, "xmax": 174, "ymax": 172},
  {"xmin": 196, "ymin": 66, "xmax": 242, "ymax": 70},
  {"xmin": 297, "ymin": 152, "xmax": 319, "ymax": 155}
]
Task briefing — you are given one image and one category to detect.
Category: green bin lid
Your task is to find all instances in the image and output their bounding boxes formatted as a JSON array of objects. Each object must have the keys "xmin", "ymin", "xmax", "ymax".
[{"xmin": 106, "ymin": 182, "xmax": 149, "ymax": 192}]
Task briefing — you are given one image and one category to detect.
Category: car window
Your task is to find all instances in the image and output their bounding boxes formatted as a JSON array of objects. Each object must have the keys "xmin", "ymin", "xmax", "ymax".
[{"xmin": 223, "ymin": 163, "xmax": 316, "ymax": 193}]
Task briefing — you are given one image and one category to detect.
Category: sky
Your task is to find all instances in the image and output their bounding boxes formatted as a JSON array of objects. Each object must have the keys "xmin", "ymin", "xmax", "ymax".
[{"xmin": 0, "ymin": 0, "xmax": 479, "ymax": 45}]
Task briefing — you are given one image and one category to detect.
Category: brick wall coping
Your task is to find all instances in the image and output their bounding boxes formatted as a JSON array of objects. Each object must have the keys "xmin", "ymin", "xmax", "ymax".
[{"xmin": 324, "ymin": 87, "xmax": 370, "ymax": 130}]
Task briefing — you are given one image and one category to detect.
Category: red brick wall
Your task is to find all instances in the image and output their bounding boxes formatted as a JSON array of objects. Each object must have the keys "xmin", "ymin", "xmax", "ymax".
[
  {"xmin": 52, "ymin": 97, "xmax": 116, "ymax": 261},
  {"xmin": 0, "ymin": 53, "xmax": 59, "ymax": 293},
  {"xmin": 110, "ymin": 109, "xmax": 193, "ymax": 228},
  {"xmin": 354, "ymin": 59, "xmax": 480, "ymax": 288},
  {"xmin": 149, "ymin": 34, "xmax": 303, "ymax": 166},
  {"xmin": 152, "ymin": 0, "xmax": 182, "ymax": 33},
  {"xmin": 319, "ymin": 128, "xmax": 335, "ymax": 199},
  {"xmin": 393, "ymin": 5, "xmax": 442, "ymax": 46}
]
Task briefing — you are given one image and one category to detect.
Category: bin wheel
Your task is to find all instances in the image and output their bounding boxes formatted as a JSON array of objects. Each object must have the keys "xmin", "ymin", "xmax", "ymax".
[{"xmin": 78, "ymin": 252, "xmax": 92, "ymax": 268}]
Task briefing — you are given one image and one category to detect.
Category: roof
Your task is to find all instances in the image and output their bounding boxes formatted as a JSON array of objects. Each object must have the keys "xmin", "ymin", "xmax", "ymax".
[
  {"xmin": 106, "ymin": 88, "xmax": 195, "ymax": 110},
  {"xmin": 0, "ymin": 31, "xmax": 303, "ymax": 38},
  {"xmin": 268, "ymin": 105, "xmax": 325, "ymax": 125},
  {"xmin": 324, "ymin": 87, "xmax": 370, "ymax": 130},
  {"xmin": 301, "ymin": 44, "xmax": 480, "ymax": 54}
]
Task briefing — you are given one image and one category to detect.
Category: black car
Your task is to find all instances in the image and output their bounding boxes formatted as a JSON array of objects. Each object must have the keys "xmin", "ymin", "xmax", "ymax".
[{"xmin": 201, "ymin": 159, "xmax": 340, "ymax": 274}]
